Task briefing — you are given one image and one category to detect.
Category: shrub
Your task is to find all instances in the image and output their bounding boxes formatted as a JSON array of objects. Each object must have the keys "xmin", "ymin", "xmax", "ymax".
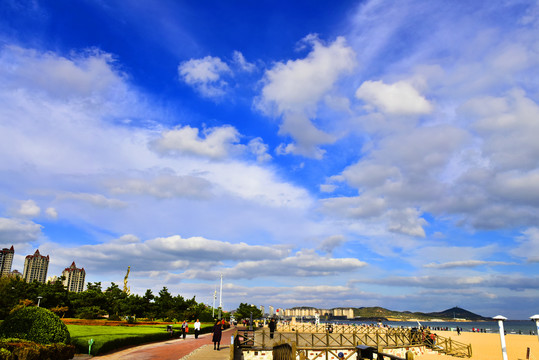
[
  {"xmin": 0, "ymin": 307, "xmax": 70, "ymax": 344},
  {"xmin": 0, "ymin": 339, "xmax": 74, "ymax": 360},
  {"xmin": 75, "ymin": 306, "xmax": 107, "ymax": 319}
]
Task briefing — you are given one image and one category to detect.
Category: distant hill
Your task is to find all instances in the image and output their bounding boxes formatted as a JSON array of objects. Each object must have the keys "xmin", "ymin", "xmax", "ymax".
[
  {"xmin": 352, "ymin": 306, "xmax": 489, "ymax": 321},
  {"xmin": 426, "ymin": 307, "xmax": 489, "ymax": 321}
]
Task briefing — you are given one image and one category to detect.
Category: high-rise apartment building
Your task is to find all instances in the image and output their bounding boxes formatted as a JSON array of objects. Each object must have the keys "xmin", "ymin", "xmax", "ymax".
[
  {"xmin": 0, "ymin": 246, "xmax": 14, "ymax": 277},
  {"xmin": 62, "ymin": 262, "xmax": 86, "ymax": 292},
  {"xmin": 23, "ymin": 249, "xmax": 49, "ymax": 283}
]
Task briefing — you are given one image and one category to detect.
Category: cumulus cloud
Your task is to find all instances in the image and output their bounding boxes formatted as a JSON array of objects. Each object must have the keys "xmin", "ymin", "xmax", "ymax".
[
  {"xmin": 43, "ymin": 234, "xmax": 291, "ymax": 274},
  {"xmin": 0, "ymin": 217, "xmax": 42, "ymax": 244},
  {"xmin": 45, "ymin": 207, "xmax": 58, "ymax": 219},
  {"xmin": 355, "ymin": 80, "xmax": 433, "ymax": 115},
  {"xmin": 387, "ymin": 208, "xmax": 428, "ymax": 238},
  {"xmin": 257, "ymin": 35, "xmax": 356, "ymax": 158},
  {"xmin": 318, "ymin": 235, "xmax": 346, "ymax": 253},
  {"xmin": 248, "ymin": 137, "xmax": 272, "ymax": 162},
  {"xmin": 15, "ymin": 200, "xmax": 41, "ymax": 217},
  {"xmin": 178, "ymin": 56, "xmax": 231, "ymax": 97},
  {"xmin": 151, "ymin": 125, "xmax": 240, "ymax": 160},
  {"xmin": 179, "ymin": 249, "xmax": 368, "ymax": 280}
]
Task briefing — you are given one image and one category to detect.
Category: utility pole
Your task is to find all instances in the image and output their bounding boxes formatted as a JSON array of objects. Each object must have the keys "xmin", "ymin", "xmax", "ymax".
[
  {"xmin": 218, "ymin": 273, "xmax": 223, "ymax": 320},
  {"xmin": 212, "ymin": 287, "xmax": 217, "ymax": 318}
]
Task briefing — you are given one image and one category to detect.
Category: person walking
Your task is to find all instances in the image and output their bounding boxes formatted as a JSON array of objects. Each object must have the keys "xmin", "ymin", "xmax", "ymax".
[
  {"xmin": 181, "ymin": 320, "xmax": 188, "ymax": 339},
  {"xmin": 194, "ymin": 319, "xmax": 201, "ymax": 339},
  {"xmin": 269, "ymin": 318, "xmax": 276, "ymax": 339},
  {"xmin": 212, "ymin": 319, "xmax": 223, "ymax": 350}
]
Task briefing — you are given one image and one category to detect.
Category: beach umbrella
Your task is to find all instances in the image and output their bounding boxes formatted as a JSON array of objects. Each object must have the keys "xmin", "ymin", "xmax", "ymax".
[
  {"xmin": 493, "ymin": 315, "xmax": 508, "ymax": 360},
  {"xmin": 530, "ymin": 315, "xmax": 539, "ymax": 342}
]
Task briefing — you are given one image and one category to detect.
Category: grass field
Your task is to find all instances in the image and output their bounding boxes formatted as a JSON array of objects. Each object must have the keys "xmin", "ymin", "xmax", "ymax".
[{"xmin": 68, "ymin": 322, "xmax": 214, "ymax": 355}]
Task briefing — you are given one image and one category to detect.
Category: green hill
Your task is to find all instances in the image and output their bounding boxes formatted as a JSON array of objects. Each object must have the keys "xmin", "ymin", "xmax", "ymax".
[{"xmin": 351, "ymin": 306, "xmax": 488, "ymax": 321}]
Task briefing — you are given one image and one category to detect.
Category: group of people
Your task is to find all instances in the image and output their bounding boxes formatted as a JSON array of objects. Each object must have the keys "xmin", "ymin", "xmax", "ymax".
[
  {"xmin": 179, "ymin": 319, "xmax": 201, "ymax": 339},
  {"xmin": 173, "ymin": 319, "xmax": 225, "ymax": 351}
]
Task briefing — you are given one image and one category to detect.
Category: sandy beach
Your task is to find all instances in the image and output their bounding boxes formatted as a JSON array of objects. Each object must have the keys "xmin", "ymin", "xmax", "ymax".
[{"xmin": 416, "ymin": 330, "xmax": 539, "ymax": 360}]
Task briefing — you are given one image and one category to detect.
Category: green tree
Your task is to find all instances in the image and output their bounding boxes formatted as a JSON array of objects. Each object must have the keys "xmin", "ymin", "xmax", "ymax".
[
  {"xmin": 155, "ymin": 287, "xmax": 175, "ymax": 320},
  {"xmin": 234, "ymin": 303, "xmax": 262, "ymax": 320},
  {"xmin": 104, "ymin": 282, "xmax": 128, "ymax": 318},
  {"xmin": 69, "ymin": 282, "xmax": 107, "ymax": 317}
]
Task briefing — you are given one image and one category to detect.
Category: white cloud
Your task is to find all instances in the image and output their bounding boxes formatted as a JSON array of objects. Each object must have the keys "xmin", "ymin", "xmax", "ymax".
[
  {"xmin": 387, "ymin": 208, "xmax": 427, "ymax": 238},
  {"xmin": 45, "ymin": 207, "xmax": 58, "ymax": 219},
  {"xmin": 355, "ymin": 80, "xmax": 433, "ymax": 115},
  {"xmin": 232, "ymin": 51, "xmax": 256, "ymax": 72},
  {"xmin": 179, "ymin": 249, "xmax": 368, "ymax": 280},
  {"xmin": 423, "ymin": 260, "xmax": 515, "ymax": 269},
  {"xmin": 511, "ymin": 227, "xmax": 539, "ymax": 263},
  {"xmin": 56, "ymin": 192, "xmax": 127, "ymax": 209},
  {"xmin": 257, "ymin": 35, "xmax": 356, "ymax": 158},
  {"xmin": 0, "ymin": 46, "xmax": 127, "ymax": 101},
  {"xmin": 151, "ymin": 125, "xmax": 240, "ymax": 160},
  {"xmin": 318, "ymin": 235, "xmax": 346, "ymax": 254},
  {"xmin": 178, "ymin": 56, "xmax": 231, "ymax": 97},
  {"xmin": 15, "ymin": 199, "xmax": 41, "ymax": 217},
  {"xmin": 108, "ymin": 174, "xmax": 212, "ymax": 199},
  {"xmin": 0, "ymin": 217, "xmax": 42, "ymax": 244},
  {"xmin": 42, "ymin": 234, "xmax": 291, "ymax": 274},
  {"xmin": 320, "ymin": 196, "xmax": 386, "ymax": 219},
  {"xmin": 319, "ymin": 184, "xmax": 337, "ymax": 193},
  {"xmin": 247, "ymin": 137, "xmax": 272, "ymax": 162}
]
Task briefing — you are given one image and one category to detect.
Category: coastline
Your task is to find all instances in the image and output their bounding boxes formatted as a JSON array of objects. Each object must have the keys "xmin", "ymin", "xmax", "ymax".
[{"xmin": 416, "ymin": 330, "xmax": 539, "ymax": 360}]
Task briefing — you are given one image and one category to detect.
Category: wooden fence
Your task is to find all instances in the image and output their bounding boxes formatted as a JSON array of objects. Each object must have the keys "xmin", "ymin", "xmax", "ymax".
[{"xmin": 232, "ymin": 325, "xmax": 472, "ymax": 359}]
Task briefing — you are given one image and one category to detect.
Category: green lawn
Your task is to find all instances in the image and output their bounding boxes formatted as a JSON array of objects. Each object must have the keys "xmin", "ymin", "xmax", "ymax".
[{"xmin": 68, "ymin": 323, "xmax": 214, "ymax": 355}]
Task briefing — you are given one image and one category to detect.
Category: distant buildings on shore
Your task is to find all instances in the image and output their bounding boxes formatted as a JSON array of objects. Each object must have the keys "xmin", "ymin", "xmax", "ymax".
[
  {"xmin": 0, "ymin": 246, "xmax": 85, "ymax": 292},
  {"xmin": 284, "ymin": 306, "xmax": 355, "ymax": 319}
]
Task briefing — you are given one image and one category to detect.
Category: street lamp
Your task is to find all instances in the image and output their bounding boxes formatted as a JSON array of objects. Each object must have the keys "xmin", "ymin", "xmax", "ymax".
[
  {"xmin": 530, "ymin": 314, "xmax": 539, "ymax": 341},
  {"xmin": 493, "ymin": 315, "xmax": 508, "ymax": 360},
  {"xmin": 37, "ymin": 296, "xmax": 43, "ymax": 307}
]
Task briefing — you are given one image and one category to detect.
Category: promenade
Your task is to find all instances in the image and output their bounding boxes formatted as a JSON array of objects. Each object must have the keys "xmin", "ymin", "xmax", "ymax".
[{"xmin": 74, "ymin": 326, "xmax": 236, "ymax": 360}]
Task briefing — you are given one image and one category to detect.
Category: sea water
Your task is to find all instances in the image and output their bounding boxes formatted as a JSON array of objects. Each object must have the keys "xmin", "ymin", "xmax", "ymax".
[{"xmin": 330, "ymin": 320, "xmax": 538, "ymax": 335}]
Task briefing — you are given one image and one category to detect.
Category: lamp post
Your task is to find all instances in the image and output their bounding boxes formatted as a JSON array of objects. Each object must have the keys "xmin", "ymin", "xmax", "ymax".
[
  {"xmin": 493, "ymin": 315, "xmax": 508, "ymax": 360},
  {"xmin": 530, "ymin": 314, "xmax": 539, "ymax": 341},
  {"xmin": 37, "ymin": 296, "xmax": 43, "ymax": 307}
]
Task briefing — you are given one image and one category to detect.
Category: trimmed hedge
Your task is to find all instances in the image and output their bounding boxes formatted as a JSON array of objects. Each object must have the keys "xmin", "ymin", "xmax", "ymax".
[
  {"xmin": 0, "ymin": 339, "xmax": 75, "ymax": 360},
  {"xmin": 0, "ymin": 307, "xmax": 70, "ymax": 344}
]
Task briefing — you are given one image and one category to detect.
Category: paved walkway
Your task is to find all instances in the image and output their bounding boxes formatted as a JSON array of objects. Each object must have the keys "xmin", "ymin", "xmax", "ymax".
[{"xmin": 74, "ymin": 327, "xmax": 236, "ymax": 360}]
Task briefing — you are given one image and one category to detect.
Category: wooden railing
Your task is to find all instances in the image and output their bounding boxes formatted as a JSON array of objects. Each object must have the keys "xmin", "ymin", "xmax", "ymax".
[{"xmin": 233, "ymin": 326, "xmax": 472, "ymax": 358}]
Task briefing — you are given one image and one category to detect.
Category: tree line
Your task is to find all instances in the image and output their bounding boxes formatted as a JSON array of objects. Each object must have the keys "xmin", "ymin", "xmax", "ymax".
[{"xmin": 1, "ymin": 276, "xmax": 223, "ymax": 322}]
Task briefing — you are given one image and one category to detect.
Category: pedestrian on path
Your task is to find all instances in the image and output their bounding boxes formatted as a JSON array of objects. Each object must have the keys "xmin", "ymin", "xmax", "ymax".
[
  {"xmin": 212, "ymin": 319, "xmax": 223, "ymax": 350},
  {"xmin": 194, "ymin": 319, "xmax": 201, "ymax": 339},
  {"xmin": 269, "ymin": 318, "xmax": 276, "ymax": 339},
  {"xmin": 181, "ymin": 320, "xmax": 188, "ymax": 339}
]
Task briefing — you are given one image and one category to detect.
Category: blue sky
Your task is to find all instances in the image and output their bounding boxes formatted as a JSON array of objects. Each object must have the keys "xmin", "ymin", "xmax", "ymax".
[{"xmin": 1, "ymin": 0, "xmax": 539, "ymax": 319}]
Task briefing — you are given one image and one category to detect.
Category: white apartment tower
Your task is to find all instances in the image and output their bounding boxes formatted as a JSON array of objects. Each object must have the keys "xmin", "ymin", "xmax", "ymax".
[
  {"xmin": 62, "ymin": 262, "xmax": 86, "ymax": 292},
  {"xmin": 23, "ymin": 249, "xmax": 49, "ymax": 283},
  {"xmin": 0, "ymin": 246, "xmax": 14, "ymax": 277}
]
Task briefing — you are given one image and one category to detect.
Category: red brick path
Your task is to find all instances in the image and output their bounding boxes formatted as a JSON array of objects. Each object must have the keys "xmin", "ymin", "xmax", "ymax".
[{"xmin": 85, "ymin": 327, "xmax": 237, "ymax": 360}]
